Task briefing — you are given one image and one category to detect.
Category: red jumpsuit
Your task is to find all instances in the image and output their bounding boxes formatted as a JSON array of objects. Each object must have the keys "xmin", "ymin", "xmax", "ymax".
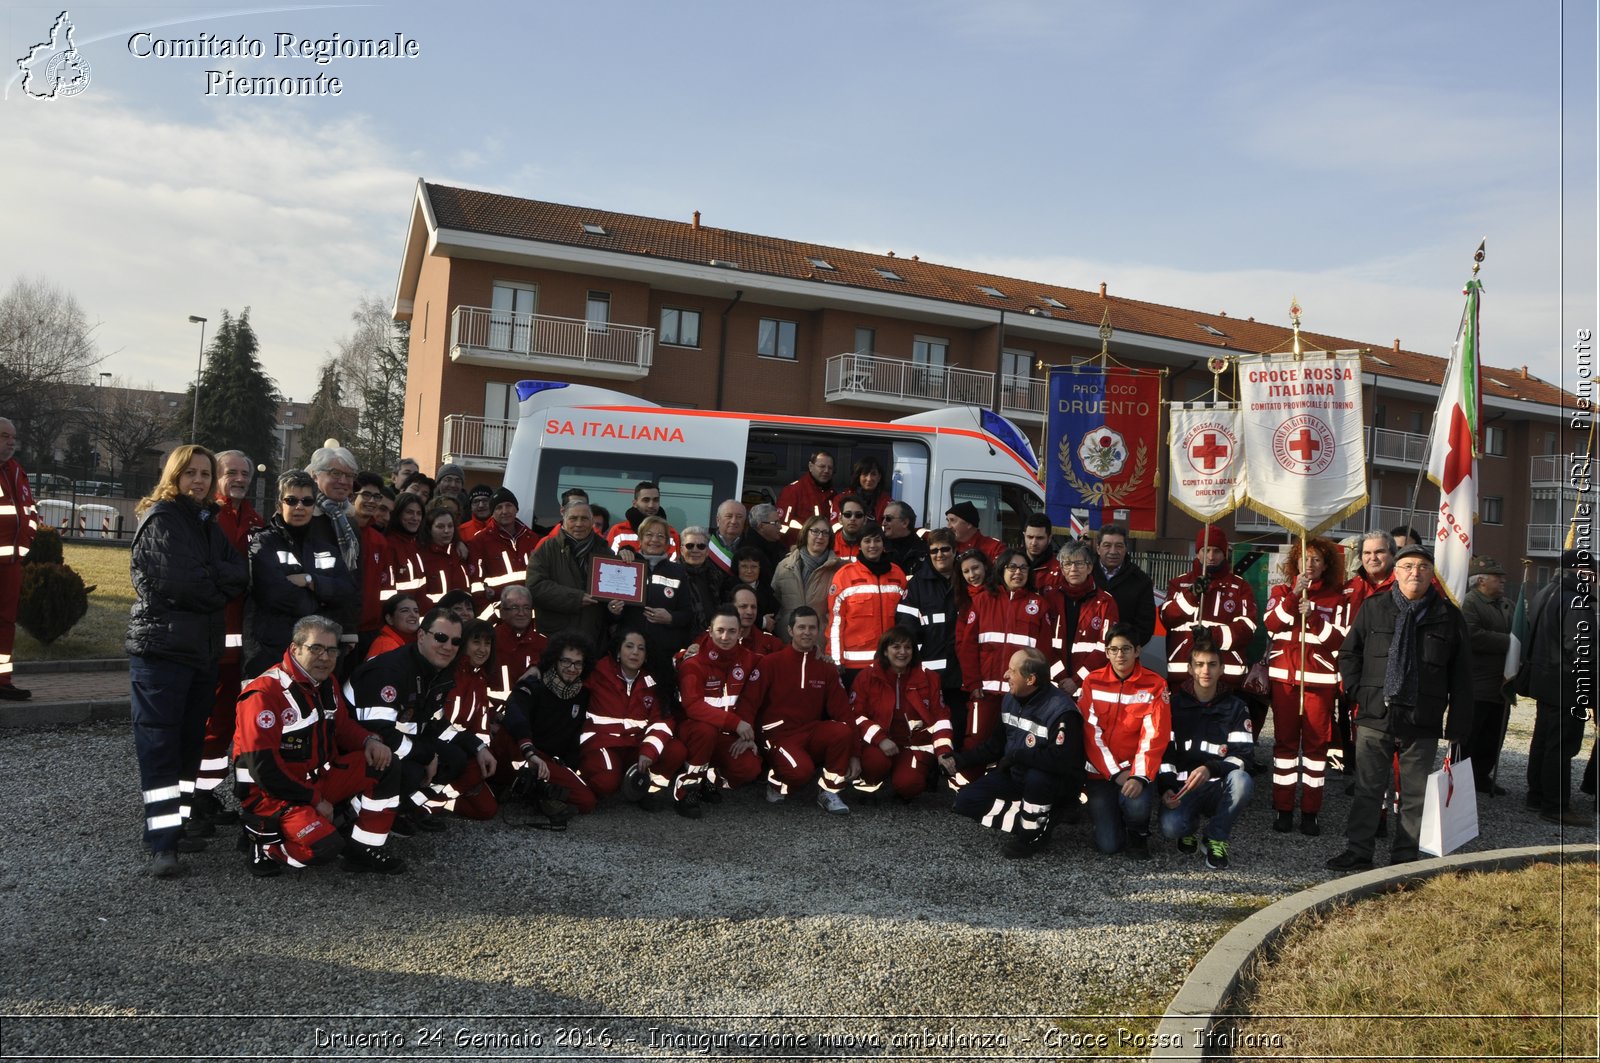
[
  {"xmin": 233, "ymin": 652, "xmax": 402, "ymax": 868},
  {"xmin": 429, "ymin": 663, "xmax": 498, "ymax": 819},
  {"xmin": 827, "ymin": 561, "xmax": 907, "ymax": 671},
  {"xmin": 470, "ymin": 520, "xmax": 538, "ymax": 609},
  {"xmin": 955, "ymin": 586, "xmax": 1053, "ymax": 762},
  {"xmin": 749, "ymin": 644, "xmax": 854, "ymax": 795},
  {"xmin": 1264, "ymin": 579, "xmax": 1351, "ymax": 814},
  {"xmin": 850, "ymin": 662, "xmax": 953, "ymax": 798},
  {"xmin": 1161, "ymin": 562, "xmax": 1259, "ymax": 683},
  {"xmin": 580, "ymin": 657, "xmax": 687, "ymax": 797},
  {"xmin": 490, "ymin": 622, "xmax": 547, "ymax": 703},
  {"xmin": 775, "ymin": 475, "xmax": 837, "ymax": 545},
  {"xmin": 198, "ymin": 497, "xmax": 263, "ymax": 798},
  {"xmin": 675, "ymin": 643, "xmax": 764, "ymax": 797}
]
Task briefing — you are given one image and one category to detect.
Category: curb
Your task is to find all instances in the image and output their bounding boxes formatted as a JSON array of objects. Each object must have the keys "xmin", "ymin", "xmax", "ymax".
[
  {"xmin": 15, "ymin": 659, "xmax": 130, "ymax": 675},
  {"xmin": 0, "ymin": 699, "xmax": 130, "ymax": 729},
  {"xmin": 1150, "ymin": 843, "xmax": 1600, "ymax": 1061}
]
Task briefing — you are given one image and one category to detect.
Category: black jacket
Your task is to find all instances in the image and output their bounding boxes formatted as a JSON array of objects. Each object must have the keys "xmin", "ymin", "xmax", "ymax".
[
  {"xmin": 618, "ymin": 556, "xmax": 696, "ymax": 675},
  {"xmin": 244, "ymin": 514, "xmax": 355, "ymax": 677},
  {"xmin": 1159, "ymin": 681, "xmax": 1255, "ymax": 792},
  {"xmin": 126, "ymin": 497, "xmax": 249, "ymax": 669},
  {"xmin": 896, "ymin": 559, "xmax": 962, "ymax": 690},
  {"xmin": 343, "ymin": 643, "xmax": 469, "ymax": 761},
  {"xmin": 1341, "ymin": 588, "xmax": 1473, "ymax": 741},
  {"xmin": 503, "ymin": 675, "xmax": 587, "ymax": 764},
  {"xmin": 1095, "ymin": 561, "xmax": 1156, "ymax": 647},
  {"xmin": 955, "ymin": 684, "xmax": 1084, "ymax": 797},
  {"xmin": 1527, "ymin": 571, "xmax": 1598, "ymax": 712}
]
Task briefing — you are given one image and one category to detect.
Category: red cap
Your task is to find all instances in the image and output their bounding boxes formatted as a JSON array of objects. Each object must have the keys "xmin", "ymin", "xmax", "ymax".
[{"xmin": 1195, "ymin": 525, "xmax": 1229, "ymax": 551}]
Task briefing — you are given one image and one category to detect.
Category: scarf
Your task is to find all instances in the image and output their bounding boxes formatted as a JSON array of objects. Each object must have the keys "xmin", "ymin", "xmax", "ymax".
[
  {"xmin": 1062, "ymin": 577, "xmax": 1098, "ymax": 602},
  {"xmin": 858, "ymin": 552, "xmax": 894, "ymax": 577},
  {"xmin": 563, "ymin": 530, "xmax": 595, "ymax": 564},
  {"xmin": 542, "ymin": 670, "xmax": 583, "ymax": 701},
  {"xmin": 318, "ymin": 494, "xmax": 359, "ymax": 571},
  {"xmin": 797, "ymin": 546, "xmax": 832, "ymax": 583},
  {"xmin": 1383, "ymin": 582, "xmax": 1436, "ymax": 705}
]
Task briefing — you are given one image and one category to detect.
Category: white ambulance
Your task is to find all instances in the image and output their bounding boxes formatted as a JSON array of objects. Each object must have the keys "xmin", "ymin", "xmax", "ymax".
[{"xmin": 500, "ymin": 380, "xmax": 1044, "ymax": 539}]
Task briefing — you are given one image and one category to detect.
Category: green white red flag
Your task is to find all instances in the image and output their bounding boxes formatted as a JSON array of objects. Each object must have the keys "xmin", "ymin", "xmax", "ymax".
[{"xmin": 1426, "ymin": 277, "xmax": 1483, "ymax": 604}]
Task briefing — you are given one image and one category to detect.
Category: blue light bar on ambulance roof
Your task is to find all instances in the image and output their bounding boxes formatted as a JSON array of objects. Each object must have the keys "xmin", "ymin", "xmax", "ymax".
[
  {"xmin": 515, "ymin": 380, "xmax": 570, "ymax": 402},
  {"xmin": 980, "ymin": 409, "xmax": 1038, "ymax": 470}
]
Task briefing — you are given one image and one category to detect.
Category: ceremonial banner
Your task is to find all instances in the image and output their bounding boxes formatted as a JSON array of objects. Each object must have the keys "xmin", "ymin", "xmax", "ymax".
[
  {"xmin": 1237, "ymin": 352, "xmax": 1367, "ymax": 537},
  {"xmin": 1168, "ymin": 402, "xmax": 1244, "ymax": 522},
  {"xmin": 1426, "ymin": 278, "xmax": 1482, "ymax": 604},
  {"xmin": 1045, "ymin": 366, "xmax": 1161, "ymax": 536}
]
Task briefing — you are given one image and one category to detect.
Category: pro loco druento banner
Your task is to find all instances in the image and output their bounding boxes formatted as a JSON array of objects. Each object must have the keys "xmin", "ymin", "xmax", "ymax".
[{"xmin": 1044, "ymin": 365, "xmax": 1161, "ymax": 537}]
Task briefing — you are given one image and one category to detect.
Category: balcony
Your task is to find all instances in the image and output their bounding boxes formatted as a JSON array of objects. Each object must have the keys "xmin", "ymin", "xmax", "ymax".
[
  {"xmin": 823, "ymin": 352, "xmax": 993, "ymax": 412},
  {"xmin": 1529, "ymin": 453, "xmax": 1589, "ymax": 489},
  {"xmin": 998, "ymin": 374, "xmax": 1047, "ymax": 424},
  {"xmin": 441, "ymin": 415, "xmax": 516, "ymax": 472},
  {"xmin": 1527, "ymin": 524, "xmax": 1567, "ymax": 556},
  {"xmin": 449, "ymin": 306, "xmax": 653, "ymax": 380},
  {"xmin": 1367, "ymin": 426, "xmax": 1429, "ymax": 469},
  {"xmin": 1233, "ymin": 506, "xmax": 1369, "ymax": 540}
]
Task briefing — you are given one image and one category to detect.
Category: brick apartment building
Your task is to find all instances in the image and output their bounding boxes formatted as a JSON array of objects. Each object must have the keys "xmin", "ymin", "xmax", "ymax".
[{"xmin": 391, "ymin": 179, "xmax": 1586, "ymax": 581}]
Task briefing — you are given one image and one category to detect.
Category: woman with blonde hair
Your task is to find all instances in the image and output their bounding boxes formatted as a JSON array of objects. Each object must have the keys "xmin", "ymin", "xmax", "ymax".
[
  {"xmin": 772, "ymin": 513, "xmax": 841, "ymax": 639},
  {"xmin": 127, "ymin": 445, "xmax": 249, "ymax": 878}
]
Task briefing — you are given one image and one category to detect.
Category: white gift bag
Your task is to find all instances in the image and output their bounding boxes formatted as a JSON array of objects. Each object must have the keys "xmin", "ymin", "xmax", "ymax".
[{"xmin": 1419, "ymin": 756, "xmax": 1479, "ymax": 857}]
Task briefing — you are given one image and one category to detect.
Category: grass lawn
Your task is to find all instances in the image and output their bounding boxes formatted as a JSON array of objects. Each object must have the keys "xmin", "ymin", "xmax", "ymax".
[
  {"xmin": 1232, "ymin": 860, "xmax": 1598, "ymax": 1059},
  {"xmin": 14, "ymin": 543, "xmax": 133, "ymax": 661}
]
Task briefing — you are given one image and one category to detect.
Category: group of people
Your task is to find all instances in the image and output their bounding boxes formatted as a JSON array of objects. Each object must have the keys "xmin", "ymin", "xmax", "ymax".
[{"xmin": 100, "ymin": 439, "xmax": 1598, "ymax": 879}]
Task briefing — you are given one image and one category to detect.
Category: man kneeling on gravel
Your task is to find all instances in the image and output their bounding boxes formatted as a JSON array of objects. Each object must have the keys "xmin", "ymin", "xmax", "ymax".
[
  {"xmin": 942, "ymin": 648, "xmax": 1084, "ymax": 859},
  {"xmin": 1156, "ymin": 633, "xmax": 1255, "ymax": 870}
]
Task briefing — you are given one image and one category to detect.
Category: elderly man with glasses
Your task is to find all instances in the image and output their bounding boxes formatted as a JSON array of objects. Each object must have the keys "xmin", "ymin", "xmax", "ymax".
[{"xmin": 306, "ymin": 445, "xmax": 364, "ymax": 659}]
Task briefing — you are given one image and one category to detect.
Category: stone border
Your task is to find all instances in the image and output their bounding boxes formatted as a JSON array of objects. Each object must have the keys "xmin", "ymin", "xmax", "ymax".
[
  {"xmin": 15, "ymin": 658, "xmax": 129, "ymax": 674},
  {"xmin": 1150, "ymin": 843, "xmax": 1600, "ymax": 1061}
]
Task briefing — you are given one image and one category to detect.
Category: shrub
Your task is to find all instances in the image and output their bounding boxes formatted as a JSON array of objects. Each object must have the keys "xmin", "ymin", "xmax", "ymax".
[
  {"xmin": 18, "ymin": 563, "xmax": 91, "ymax": 644},
  {"xmin": 25, "ymin": 527, "xmax": 63, "ymax": 566}
]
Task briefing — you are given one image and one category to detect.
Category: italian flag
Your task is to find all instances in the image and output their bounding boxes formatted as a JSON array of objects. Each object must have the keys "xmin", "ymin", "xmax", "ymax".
[{"xmin": 1426, "ymin": 277, "xmax": 1482, "ymax": 604}]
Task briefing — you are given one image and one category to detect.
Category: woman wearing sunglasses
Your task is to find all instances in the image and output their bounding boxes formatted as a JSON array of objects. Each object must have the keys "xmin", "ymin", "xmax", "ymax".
[{"xmin": 243, "ymin": 471, "xmax": 354, "ymax": 679}]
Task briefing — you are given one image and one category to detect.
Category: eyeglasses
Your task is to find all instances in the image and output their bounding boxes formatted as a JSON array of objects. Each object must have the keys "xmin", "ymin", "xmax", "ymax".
[
  {"xmin": 841, "ymin": 511, "xmax": 866, "ymax": 519},
  {"xmin": 1064, "ymin": 560, "xmax": 1091, "ymax": 569},
  {"xmin": 282, "ymin": 496, "xmax": 316, "ymax": 508},
  {"xmin": 927, "ymin": 547, "xmax": 953, "ymax": 555},
  {"xmin": 297, "ymin": 643, "xmax": 339, "ymax": 657},
  {"xmin": 682, "ymin": 542, "xmax": 708, "ymax": 550},
  {"xmin": 320, "ymin": 470, "xmax": 353, "ymax": 481},
  {"xmin": 501, "ymin": 603, "xmax": 531, "ymax": 612},
  {"xmin": 1002, "ymin": 563, "xmax": 1030, "ymax": 573},
  {"xmin": 426, "ymin": 630, "xmax": 463, "ymax": 646},
  {"xmin": 1106, "ymin": 645, "xmax": 1137, "ymax": 655},
  {"xmin": 356, "ymin": 491, "xmax": 384, "ymax": 502},
  {"xmin": 556, "ymin": 657, "xmax": 585, "ymax": 669}
]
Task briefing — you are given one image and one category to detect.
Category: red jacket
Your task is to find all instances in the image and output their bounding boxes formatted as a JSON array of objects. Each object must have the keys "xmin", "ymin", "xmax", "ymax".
[
  {"xmin": 1080, "ymin": 660, "xmax": 1172, "ymax": 782},
  {"xmin": 365, "ymin": 624, "xmax": 413, "ymax": 661},
  {"xmin": 690, "ymin": 628, "xmax": 784, "ymax": 657},
  {"xmin": 827, "ymin": 561, "xmax": 907, "ymax": 668},
  {"xmin": 953, "ymin": 530, "xmax": 1003, "ymax": 562},
  {"xmin": 1161, "ymin": 563, "xmax": 1259, "ymax": 680},
  {"xmin": 441, "ymin": 663, "xmax": 495, "ymax": 747},
  {"xmin": 582, "ymin": 657, "xmax": 675, "ymax": 759},
  {"xmin": 491, "ymin": 622, "xmax": 547, "ymax": 702},
  {"xmin": 1264, "ymin": 579, "xmax": 1351, "ymax": 686},
  {"xmin": 233, "ymin": 650, "xmax": 376, "ymax": 813},
  {"xmin": 418, "ymin": 541, "xmax": 472, "ymax": 609},
  {"xmin": 471, "ymin": 520, "xmax": 539, "ymax": 603},
  {"xmin": 750, "ymin": 644, "xmax": 849, "ymax": 741},
  {"xmin": 0, "ymin": 459, "xmax": 38, "ymax": 564},
  {"xmin": 849, "ymin": 662, "xmax": 952, "ymax": 754},
  {"xmin": 1049, "ymin": 583, "xmax": 1120, "ymax": 684},
  {"xmin": 832, "ymin": 531, "xmax": 863, "ymax": 563},
  {"xmin": 356, "ymin": 524, "xmax": 393, "ymax": 634},
  {"xmin": 458, "ymin": 516, "xmax": 491, "ymax": 541},
  {"xmin": 213, "ymin": 497, "xmax": 264, "ymax": 658},
  {"xmin": 678, "ymin": 643, "xmax": 762, "ymax": 734},
  {"xmin": 607, "ymin": 518, "xmax": 681, "ymax": 560},
  {"xmin": 957, "ymin": 586, "xmax": 1054, "ymax": 696},
  {"xmin": 385, "ymin": 529, "xmax": 426, "ymax": 601},
  {"xmin": 776, "ymin": 475, "xmax": 837, "ymax": 544}
]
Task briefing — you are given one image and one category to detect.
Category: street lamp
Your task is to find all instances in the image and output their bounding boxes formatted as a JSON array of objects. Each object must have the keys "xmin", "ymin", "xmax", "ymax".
[{"xmin": 188, "ymin": 315, "xmax": 207, "ymax": 440}]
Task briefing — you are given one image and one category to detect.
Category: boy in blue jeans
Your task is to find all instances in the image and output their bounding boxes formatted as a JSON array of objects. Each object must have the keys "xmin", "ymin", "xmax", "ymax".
[{"xmin": 1158, "ymin": 633, "xmax": 1256, "ymax": 868}]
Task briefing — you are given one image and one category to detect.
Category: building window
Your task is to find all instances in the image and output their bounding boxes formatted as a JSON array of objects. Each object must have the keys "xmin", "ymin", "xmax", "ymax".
[
  {"xmin": 854, "ymin": 327, "xmax": 875, "ymax": 355},
  {"xmin": 660, "ymin": 308, "xmax": 701, "ymax": 348},
  {"xmin": 490, "ymin": 282, "xmax": 537, "ymax": 352},
  {"xmin": 485, "ymin": 382, "xmax": 517, "ymax": 421},
  {"xmin": 1408, "ymin": 410, "xmax": 1426, "ymax": 434},
  {"xmin": 757, "ymin": 318, "xmax": 797, "ymax": 360},
  {"xmin": 1373, "ymin": 402, "xmax": 1387, "ymax": 427},
  {"xmin": 586, "ymin": 291, "xmax": 611, "ymax": 334},
  {"xmin": 1481, "ymin": 496, "xmax": 1503, "ymax": 524},
  {"xmin": 1484, "ymin": 425, "xmax": 1507, "ymax": 456},
  {"xmin": 912, "ymin": 336, "xmax": 948, "ymax": 369}
]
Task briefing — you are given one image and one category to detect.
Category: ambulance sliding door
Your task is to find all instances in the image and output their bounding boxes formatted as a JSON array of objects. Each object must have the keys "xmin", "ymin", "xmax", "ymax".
[{"xmin": 532, "ymin": 450, "xmax": 736, "ymax": 532}]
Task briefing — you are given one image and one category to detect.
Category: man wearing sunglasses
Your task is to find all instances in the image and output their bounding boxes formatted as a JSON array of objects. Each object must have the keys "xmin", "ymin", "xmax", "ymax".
[
  {"xmin": 234, "ymin": 615, "xmax": 406, "ymax": 875},
  {"xmin": 346, "ymin": 608, "xmax": 491, "ymax": 835}
]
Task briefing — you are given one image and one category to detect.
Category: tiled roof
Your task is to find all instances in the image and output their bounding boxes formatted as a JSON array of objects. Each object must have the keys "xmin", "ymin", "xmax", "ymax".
[{"xmin": 424, "ymin": 182, "xmax": 1573, "ymax": 409}]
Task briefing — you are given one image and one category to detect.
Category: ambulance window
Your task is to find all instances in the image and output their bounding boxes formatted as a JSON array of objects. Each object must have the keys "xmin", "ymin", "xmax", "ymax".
[
  {"xmin": 533, "ymin": 452, "xmax": 735, "ymax": 532},
  {"xmin": 950, "ymin": 480, "xmax": 1039, "ymax": 544}
]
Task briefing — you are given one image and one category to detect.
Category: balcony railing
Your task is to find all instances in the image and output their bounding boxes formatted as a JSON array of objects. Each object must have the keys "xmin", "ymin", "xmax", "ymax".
[
  {"xmin": 441, "ymin": 414, "xmax": 516, "ymax": 468},
  {"xmin": 1367, "ymin": 426, "xmax": 1429, "ymax": 468},
  {"xmin": 1233, "ymin": 506, "xmax": 1369, "ymax": 539},
  {"xmin": 998, "ymin": 374, "xmax": 1047, "ymax": 421},
  {"xmin": 1527, "ymin": 524, "xmax": 1567, "ymax": 556},
  {"xmin": 450, "ymin": 306, "xmax": 653, "ymax": 378},
  {"xmin": 1529, "ymin": 453, "xmax": 1588, "ymax": 488},
  {"xmin": 823, "ymin": 352, "xmax": 993, "ymax": 410}
]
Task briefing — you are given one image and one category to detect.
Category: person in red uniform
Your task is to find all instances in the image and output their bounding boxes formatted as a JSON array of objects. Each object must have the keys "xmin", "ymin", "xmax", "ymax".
[
  {"xmin": 945, "ymin": 501, "xmax": 1002, "ymax": 562},
  {"xmin": 1081, "ymin": 622, "xmax": 1172, "ymax": 857},
  {"xmin": 458, "ymin": 485, "xmax": 494, "ymax": 541},
  {"xmin": 673, "ymin": 607, "xmax": 764, "ymax": 817},
  {"xmin": 489, "ymin": 584, "xmax": 546, "ymax": 703},
  {"xmin": 1049, "ymin": 540, "xmax": 1119, "ymax": 697},
  {"xmin": 349, "ymin": 472, "xmax": 394, "ymax": 660},
  {"xmin": 606, "ymin": 481, "xmax": 681, "ymax": 559},
  {"xmin": 1021, "ymin": 514, "xmax": 1064, "ymax": 608},
  {"xmin": 366, "ymin": 593, "xmax": 421, "ymax": 660},
  {"xmin": 233, "ymin": 615, "xmax": 406, "ymax": 875},
  {"xmin": 776, "ymin": 450, "xmax": 838, "ymax": 545},
  {"xmin": 427, "ymin": 619, "xmax": 500, "ymax": 819},
  {"xmin": 750, "ymin": 606, "xmax": 855, "ymax": 813},
  {"xmin": 0, "ymin": 418, "xmax": 38, "ymax": 700},
  {"xmin": 1160, "ymin": 526, "xmax": 1259, "ymax": 687},
  {"xmin": 826, "ymin": 523, "xmax": 907, "ymax": 684},
  {"xmin": 831, "ymin": 496, "xmax": 871, "ymax": 563},
  {"xmin": 581, "ymin": 628, "xmax": 687, "ymax": 807},
  {"xmin": 417, "ymin": 502, "xmax": 472, "ymax": 610},
  {"xmin": 471, "ymin": 487, "xmax": 539, "ymax": 613},
  {"xmin": 955, "ymin": 547, "xmax": 1053, "ymax": 777},
  {"xmin": 385, "ymin": 494, "xmax": 428, "ymax": 606},
  {"xmin": 852, "ymin": 625, "xmax": 953, "ymax": 800},
  {"xmin": 1264, "ymin": 537, "xmax": 1351, "ymax": 837},
  {"xmin": 191, "ymin": 449, "xmax": 264, "ymax": 820}
]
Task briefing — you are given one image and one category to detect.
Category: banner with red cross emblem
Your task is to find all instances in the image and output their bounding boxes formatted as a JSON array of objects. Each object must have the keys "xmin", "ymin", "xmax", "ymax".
[
  {"xmin": 1237, "ymin": 352, "xmax": 1368, "ymax": 537},
  {"xmin": 1168, "ymin": 402, "xmax": 1244, "ymax": 522}
]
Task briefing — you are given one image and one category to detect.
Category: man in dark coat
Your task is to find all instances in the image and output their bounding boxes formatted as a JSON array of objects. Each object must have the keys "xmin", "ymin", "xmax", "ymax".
[
  {"xmin": 1460, "ymin": 555, "xmax": 1514, "ymax": 795},
  {"xmin": 527, "ymin": 500, "xmax": 620, "ymax": 647},
  {"xmin": 1091, "ymin": 523, "xmax": 1155, "ymax": 647},
  {"xmin": 1525, "ymin": 548, "xmax": 1597, "ymax": 826}
]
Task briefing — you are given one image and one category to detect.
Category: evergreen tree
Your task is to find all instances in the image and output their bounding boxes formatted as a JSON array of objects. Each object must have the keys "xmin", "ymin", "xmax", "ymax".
[
  {"xmin": 174, "ymin": 308, "xmax": 283, "ymax": 483},
  {"xmin": 297, "ymin": 358, "xmax": 356, "ymax": 466},
  {"xmin": 352, "ymin": 318, "xmax": 408, "ymax": 473}
]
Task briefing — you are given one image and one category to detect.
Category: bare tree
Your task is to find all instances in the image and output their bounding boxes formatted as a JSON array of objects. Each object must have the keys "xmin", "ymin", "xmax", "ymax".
[
  {"xmin": 96, "ymin": 379, "xmax": 171, "ymax": 483},
  {"xmin": 330, "ymin": 294, "xmax": 407, "ymax": 471},
  {"xmin": 0, "ymin": 277, "xmax": 104, "ymax": 464}
]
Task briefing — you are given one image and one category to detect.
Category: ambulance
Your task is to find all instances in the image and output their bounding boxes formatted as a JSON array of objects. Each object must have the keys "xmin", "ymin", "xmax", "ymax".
[{"xmin": 500, "ymin": 380, "xmax": 1045, "ymax": 540}]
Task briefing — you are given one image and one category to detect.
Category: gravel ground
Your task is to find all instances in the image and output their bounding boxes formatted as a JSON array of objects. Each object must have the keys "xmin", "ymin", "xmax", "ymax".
[{"xmin": 1, "ymin": 701, "xmax": 1588, "ymax": 1062}]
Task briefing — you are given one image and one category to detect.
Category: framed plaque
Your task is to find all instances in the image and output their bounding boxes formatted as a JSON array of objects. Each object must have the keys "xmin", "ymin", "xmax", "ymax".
[{"xmin": 589, "ymin": 557, "xmax": 645, "ymax": 603}]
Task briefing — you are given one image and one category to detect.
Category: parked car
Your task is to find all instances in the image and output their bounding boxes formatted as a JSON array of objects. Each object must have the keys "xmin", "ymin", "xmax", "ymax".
[
  {"xmin": 33, "ymin": 474, "xmax": 74, "ymax": 498},
  {"xmin": 71, "ymin": 479, "xmax": 120, "ymax": 497}
]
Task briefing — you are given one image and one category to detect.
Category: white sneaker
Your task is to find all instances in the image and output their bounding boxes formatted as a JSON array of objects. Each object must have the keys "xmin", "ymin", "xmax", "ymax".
[
  {"xmin": 766, "ymin": 782, "xmax": 786, "ymax": 804},
  {"xmin": 816, "ymin": 789, "xmax": 850, "ymax": 816}
]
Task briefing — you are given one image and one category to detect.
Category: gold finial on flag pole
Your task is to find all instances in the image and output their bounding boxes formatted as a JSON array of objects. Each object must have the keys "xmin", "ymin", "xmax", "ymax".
[
  {"xmin": 1289, "ymin": 297, "xmax": 1303, "ymax": 360},
  {"xmin": 1471, "ymin": 239, "xmax": 1486, "ymax": 277},
  {"xmin": 1098, "ymin": 308, "xmax": 1113, "ymax": 369}
]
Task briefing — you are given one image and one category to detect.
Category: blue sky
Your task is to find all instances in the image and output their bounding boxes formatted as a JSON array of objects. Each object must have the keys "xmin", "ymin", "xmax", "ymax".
[{"xmin": 2, "ymin": 0, "xmax": 1594, "ymax": 406}]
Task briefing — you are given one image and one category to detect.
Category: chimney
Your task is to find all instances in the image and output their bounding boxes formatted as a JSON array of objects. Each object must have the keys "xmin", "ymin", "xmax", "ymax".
[
  {"xmin": 692, "ymin": 210, "xmax": 701, "ymax": 230},
  {"xmin": 1219, "ymin": 310, "xmax": 1228, "ymax": 317},
  {"xmin": 1247, "ymin": 316, "xmax": 1255, "ymax": 322},
  {"xmin": 1099, "ymin": 281, "xmax": 1107, "ymax": 298},
  {"xmin": 1521, "ymin": 365, "xmax": 1529, "ymax": 379},
  {"xmin": 1392, "ymin": 339, "xmax": 1401, "ymax": 353},
  {"xmin": 887, "ymin": 250, "xmax": 895, "ymax": 258},
  {"xmin": 911, "ymin": 255, "xmax": 919, "ymax": 262}
]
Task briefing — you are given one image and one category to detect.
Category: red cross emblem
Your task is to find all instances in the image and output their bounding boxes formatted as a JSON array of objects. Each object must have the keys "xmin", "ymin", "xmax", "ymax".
[
  {"xmin": 1190, "ymin": 432, "xmax": 1230, "ymax": 472},
  {"xmin": 1287, "ymin": 428, "xmax": 1321, "ymax": 464}
]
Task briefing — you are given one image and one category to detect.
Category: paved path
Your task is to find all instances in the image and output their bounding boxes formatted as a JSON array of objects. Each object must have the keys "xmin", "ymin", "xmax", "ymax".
[{"xmin": 1, "ymin": 660, "xmax": 129, "ymax": 728}]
